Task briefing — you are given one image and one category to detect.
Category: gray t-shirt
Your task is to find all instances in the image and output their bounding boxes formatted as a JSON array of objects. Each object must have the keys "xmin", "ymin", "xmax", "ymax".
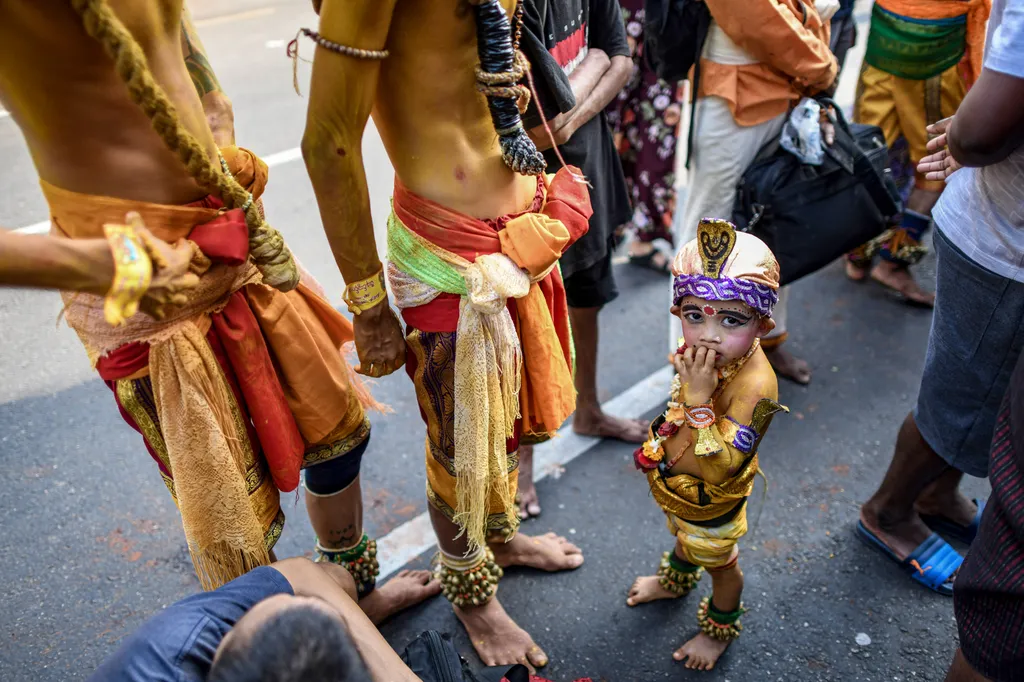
[{"xmin": 933, "ymin": 0, "xmax": 1024, "ymax": 283}]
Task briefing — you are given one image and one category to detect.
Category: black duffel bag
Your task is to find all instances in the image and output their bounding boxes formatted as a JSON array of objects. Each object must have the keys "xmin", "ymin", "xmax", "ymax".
[
  {"xmin": 400, "ymin": 630, "xmax": 530, "ymax": 682},
  {"xmin": 732, "ymin": 99, "xmax": 902, "ymax": 286}
]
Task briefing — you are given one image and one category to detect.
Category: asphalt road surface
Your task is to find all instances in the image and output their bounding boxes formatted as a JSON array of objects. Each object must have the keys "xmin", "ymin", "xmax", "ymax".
[{"xmin": 0, "ymin": 1, "xmax": 988, "ymax": 681}]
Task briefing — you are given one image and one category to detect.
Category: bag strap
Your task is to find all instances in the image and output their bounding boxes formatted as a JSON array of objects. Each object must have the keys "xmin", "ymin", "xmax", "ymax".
[
  {"xmin": 816, "ymin": 97, "xmax": 900, "ymax": 216},
  {"xmin": 684, "ymin": 7, "xmax": 711, "ymax": 169}
]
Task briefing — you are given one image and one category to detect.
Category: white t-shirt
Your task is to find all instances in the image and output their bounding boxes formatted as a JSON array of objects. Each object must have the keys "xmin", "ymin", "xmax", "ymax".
[{"xmin": 933, "ymin": 0, "xmax": 1024, "ymax": 283}]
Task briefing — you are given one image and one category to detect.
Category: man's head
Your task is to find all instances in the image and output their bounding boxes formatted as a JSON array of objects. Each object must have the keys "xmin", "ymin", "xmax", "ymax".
[
  {"xmin": 671, "ymin": 219, "xmax": 781, "ymax": 363},
  {"xmin": 208, "ymin": 594, "xmax": 370, "ymax": 682}
]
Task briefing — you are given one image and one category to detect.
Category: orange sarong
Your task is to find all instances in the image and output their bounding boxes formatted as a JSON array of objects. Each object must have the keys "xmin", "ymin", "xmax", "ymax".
[{"xmin": 44, "ymin": 146, "xmax": 377, "ymax": 589}]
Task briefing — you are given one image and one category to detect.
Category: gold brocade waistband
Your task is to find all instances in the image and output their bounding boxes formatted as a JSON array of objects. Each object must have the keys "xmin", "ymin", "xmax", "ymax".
[{"xmin": 647, "ymin": 453, "xmax": 759, "ymax": 523}]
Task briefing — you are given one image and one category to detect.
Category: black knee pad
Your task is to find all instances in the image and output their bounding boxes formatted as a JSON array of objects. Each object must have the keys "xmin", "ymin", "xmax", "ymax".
[{"xmin": 304, "ymin": 431, "xmax": 370, "ymax": 495}]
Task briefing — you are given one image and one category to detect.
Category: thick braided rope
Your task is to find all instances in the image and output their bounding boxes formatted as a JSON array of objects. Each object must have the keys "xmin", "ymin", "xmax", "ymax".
[{"xmin": 69, "ymin": 0, "xmax": 298, "ymax": 291}]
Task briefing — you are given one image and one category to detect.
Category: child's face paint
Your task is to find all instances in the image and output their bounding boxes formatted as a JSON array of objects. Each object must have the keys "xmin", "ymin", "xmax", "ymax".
[{"xmin": 676, "ymin": 296, "xmax": 770, "ymax": 364}]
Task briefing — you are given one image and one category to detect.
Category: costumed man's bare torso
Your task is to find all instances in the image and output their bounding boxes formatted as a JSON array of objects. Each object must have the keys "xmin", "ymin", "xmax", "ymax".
[
  {"xmin": 372, "ymin": 0, "xmax": 538, "ymax": 220},
  {"xmin": 0, "ymin": 0, "xmax": 216, "ymax": 205}
]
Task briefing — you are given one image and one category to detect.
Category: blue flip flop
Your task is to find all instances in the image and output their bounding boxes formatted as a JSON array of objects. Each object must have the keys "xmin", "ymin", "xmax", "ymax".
[
  {"xmin": 856, "ymin": 520, "xmax": 962, "ymax": 596},
  {"xmin": 920, "ymin": 498, "xmax": 987, "ymax": 545}
]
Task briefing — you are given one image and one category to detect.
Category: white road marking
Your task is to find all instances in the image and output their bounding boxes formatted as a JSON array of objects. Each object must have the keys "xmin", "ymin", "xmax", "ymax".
[
  {"xmin": 11, "ymin": 146, "xmax": 304, "ymax": 234},
  {"xmin": 0, "ymin": 109, "xmax": 10, "ymax": 119},
  {"xmin": 263, "ymin": 147, "xmax": 302, "ymax": 167},
  {"xmin": 376, "ymin": 365, "xmax": 673, "ymax": 579},
  {"xmin": 14, "ymin": 221, "xmax": 50, "ymax": 235},
  {"xmin": 265, "ymin": 39, "xmax": 286, "ymax": 49}
]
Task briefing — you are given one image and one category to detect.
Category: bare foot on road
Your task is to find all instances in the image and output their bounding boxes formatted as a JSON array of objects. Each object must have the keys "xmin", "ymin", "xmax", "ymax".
[
  {"xmin": 455, "ymin": 597, "xmax": 548, "ymax": 669},
  {"xmin": 845, "ymin": 260, "xmax": 868, "ymax": 282},
  {"xmin": 626, "ymin": 575, "xmax": 682, "ymax": 606},
  {"xmin": 872, "ymin": 261, "xmax": 935, "ymax": 307},
  {"xmin": 674, "ymin": 632, "xmax": 731, "ymax": 671},
  {"xmin": 517, "ymin": 444, "xmax": 542, "ymax": 519},
  {"xmin": 359, "ymin": 569, "xmax": 440, "ymax": 625},
  {"xmin": 763, "ymin": 346, "xmax": 812, "ymax": 385},
  {"xmin": 573, "ymin": 410, "xmax": 648, "ymax": 443},
  {"xmin": 491, "ymin": 531, "xmax": 583, "ymax": 572}
]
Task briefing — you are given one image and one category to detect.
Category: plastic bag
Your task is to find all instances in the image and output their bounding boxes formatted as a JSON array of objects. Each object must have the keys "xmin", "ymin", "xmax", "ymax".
[{"xmin": 780, "ymin": 98, "xmax": 824, "ymax": 166}]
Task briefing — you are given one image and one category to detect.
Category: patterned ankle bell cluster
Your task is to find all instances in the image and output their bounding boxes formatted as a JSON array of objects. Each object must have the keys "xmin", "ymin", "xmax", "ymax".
[
  {"xmin": 697, "ymin": 596, "xmax": 746, "ymax": 641},
  {"xmin": 436, "ymin": 547, "xmax": 503, "ymax": 608},
  {"xmin": 657, "ymin": 551, "xmax": 703, "ymax": 596},
  {"xmin": 315, "ymin": 534, "xmax": 380, "ymax": 596}
]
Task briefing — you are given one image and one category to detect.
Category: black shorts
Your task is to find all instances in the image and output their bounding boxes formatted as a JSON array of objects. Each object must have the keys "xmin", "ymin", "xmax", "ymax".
[{"xmin": 563, "ymin": 252, "xmax": 619, "ymax": 309}]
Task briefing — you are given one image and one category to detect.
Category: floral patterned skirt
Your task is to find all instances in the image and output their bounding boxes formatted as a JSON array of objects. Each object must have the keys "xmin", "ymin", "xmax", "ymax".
[{"xmin": 605, "ymin": 0, "xmax": 682, "ymax": 245}]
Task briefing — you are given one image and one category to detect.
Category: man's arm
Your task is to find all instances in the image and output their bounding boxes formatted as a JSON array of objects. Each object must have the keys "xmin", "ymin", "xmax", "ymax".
[
  {"xmin": 0, "ymin": 230, "xmax": 198, "ymax": 318},
  {"xmin": 529, "ymin": 49, "xmax": 613, "ymax": 148},
  {"xmin": 269, "ymin": 559, "xmax": 421, "ymax": 682},
  {"xmin": 704, "ymin": 0, "xmax": 837, "ymax": 93},
  {"xmin": 302, "ymin": 0, "xmax": 406, "ymax": 377},
  {"xmin": 948, "ymin": 7, "xmax": 1024, "ymax": 169},
  {"xmin": 0, "ymin": 232, "xmax": 114, "ymax": 295},
  {"xmin": 180, "ymin": 3, "xmax": 235, "ymax": 147},
  {"xmin": 948, "ymin": 70, "xmax": 1024, "ymax": 167},
  {"xmin": 530, "ymin": 0, "xmax": 632, "ymax": 149}
]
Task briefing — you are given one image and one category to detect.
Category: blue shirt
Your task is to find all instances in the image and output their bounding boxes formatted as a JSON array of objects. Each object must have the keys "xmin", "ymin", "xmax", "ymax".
[{"xmin": 88, "ymin": 567, "xmax": 293, "ymax": 682}]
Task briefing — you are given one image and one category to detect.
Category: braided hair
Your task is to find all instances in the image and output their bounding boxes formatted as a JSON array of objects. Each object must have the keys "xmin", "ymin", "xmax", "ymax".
[
  {"xmin": 69, "ymin": 0, "xmax": 299, "ymax": 291},
  {"xmin": 471, "ymin": 0, "xmax": 546, "ymax": 176}
]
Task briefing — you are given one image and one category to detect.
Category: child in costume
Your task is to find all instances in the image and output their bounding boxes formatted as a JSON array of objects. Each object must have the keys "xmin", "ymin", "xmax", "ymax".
[{"xmin": 628, "ymin": 219, "xmax": 786, "ymax": 671}]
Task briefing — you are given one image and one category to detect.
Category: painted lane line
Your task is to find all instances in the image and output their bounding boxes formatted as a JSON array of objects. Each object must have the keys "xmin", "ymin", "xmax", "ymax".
[
  {"xmin": 14, "ymin": 221, "xmax": 50, "ymax": 235},
  {"xmin": 12, "ymin": 146, "xmax": 304, "ymax": 234},
  {"xmin": 377, "ymin": 364, "xmax": 674, "ymax": 579}
]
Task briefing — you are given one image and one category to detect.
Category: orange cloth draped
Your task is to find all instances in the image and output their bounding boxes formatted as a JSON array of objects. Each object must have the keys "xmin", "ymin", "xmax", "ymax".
[
  {"xmin": 42, "ymin": 146, "xmax": 377, "ymax": 589},
  {"xmin": 393, "ymin": 166, "xmax": 591, "ymax": 438}
]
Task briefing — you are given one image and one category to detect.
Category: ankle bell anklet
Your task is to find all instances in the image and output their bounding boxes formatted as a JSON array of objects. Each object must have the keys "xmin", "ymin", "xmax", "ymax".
[
  {"xmin": 435, "ymin": 548, "xmax": 503, "ymax": 608},
  {"xmin": 315, "ymin": 534, "xmax": 380, "ymax": 596},
  {"xmin": 657, "ymin": 551, "xmax": 703, "ymax": 596},
  {"xmin": 697, "ymin": 596, "xmax": 745, "ymax": 641}
]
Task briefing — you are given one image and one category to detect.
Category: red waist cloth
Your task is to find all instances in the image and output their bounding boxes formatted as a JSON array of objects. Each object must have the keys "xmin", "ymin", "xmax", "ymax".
[
  {"xmin": 396, "ymin": 166, "xmax": 591, "ymax": 334},
  {"xmin": 96, "ymin": 196, "xmax": 305, "ymax": 492}
]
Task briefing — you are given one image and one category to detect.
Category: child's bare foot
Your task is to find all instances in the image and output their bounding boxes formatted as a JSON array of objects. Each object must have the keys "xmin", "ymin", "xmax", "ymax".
[
  {"xmin": 673, "ymin": 632, "xmax": 732, "ymax": 671},
  {"xmin": 359, "ymin": 570, "xmax": 441, "ymax": 625},
  {"xmin": 454, "ymin": 596, "xmax": 548, "ymax": 669},
  {"xmin": 626, "ymin": 575, "xmax": 679, "ymax": 606},
  {"xmin": 491, "ymin": 531, "xmax": 583, "ymax": 572}
]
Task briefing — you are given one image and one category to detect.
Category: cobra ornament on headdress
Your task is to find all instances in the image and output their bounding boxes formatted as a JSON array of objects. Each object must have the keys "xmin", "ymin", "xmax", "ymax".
[{"xmin": 672, "ymin": 219, "xmax": 781, "ymax": 317}]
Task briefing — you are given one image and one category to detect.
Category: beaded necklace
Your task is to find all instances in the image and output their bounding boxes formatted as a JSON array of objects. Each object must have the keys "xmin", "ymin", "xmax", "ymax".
[{"xmin": 637, "ymin": 339, "xmax": 760, "ymax": 470}]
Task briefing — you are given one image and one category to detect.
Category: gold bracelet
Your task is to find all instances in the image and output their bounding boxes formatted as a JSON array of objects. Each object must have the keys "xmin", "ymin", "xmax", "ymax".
[
  {"xmin": 103, "ymin": 214, "xmax": 153, "ymax": 327},
  {"xmin": 343, "ymin": 269, "xmax": 387, "ymax": 315}
]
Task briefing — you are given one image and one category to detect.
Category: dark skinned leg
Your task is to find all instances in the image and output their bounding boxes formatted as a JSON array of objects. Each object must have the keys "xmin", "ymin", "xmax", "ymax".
[
  {"xmin": 569, "ymin": 305, "xmax": 647, "ymax": 442},
  {"xmin": 860, "ymin": 412, "xmax": 951, "ymax": 558}
]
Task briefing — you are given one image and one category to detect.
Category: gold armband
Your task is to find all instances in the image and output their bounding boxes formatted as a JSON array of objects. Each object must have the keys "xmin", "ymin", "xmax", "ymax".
[
  {"xmin": 103, "ymin": 214, "xmax": 153, "ymax": 327},
  {"xmin": 343, "ymin": 269, "xmax": 387, "ymax": 315}
]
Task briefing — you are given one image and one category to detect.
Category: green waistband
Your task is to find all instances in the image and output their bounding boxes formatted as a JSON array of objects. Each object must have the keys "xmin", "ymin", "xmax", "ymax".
[
  {"xmin": 864, "ymin": 4, "xmax": 966, "ymax": 80},
  {"xmin": 386, "ymin": 211, "xmax": 467, "ymax": 295}
]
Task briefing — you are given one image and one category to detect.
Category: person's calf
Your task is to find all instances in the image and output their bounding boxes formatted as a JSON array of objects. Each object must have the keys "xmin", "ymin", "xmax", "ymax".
[{"xmin": 516, "ymin": 444, "xmax": 541, "ymax": 519}]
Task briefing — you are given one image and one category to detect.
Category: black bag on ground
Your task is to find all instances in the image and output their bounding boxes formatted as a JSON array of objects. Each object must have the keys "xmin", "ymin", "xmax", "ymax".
[
  {"xmin": 400, "ymin": 630, "xmax": 529, "ymax": 682},
  {"xmin": 732, "ymin": 99, "xmax": 903, "ymax": 286}
]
